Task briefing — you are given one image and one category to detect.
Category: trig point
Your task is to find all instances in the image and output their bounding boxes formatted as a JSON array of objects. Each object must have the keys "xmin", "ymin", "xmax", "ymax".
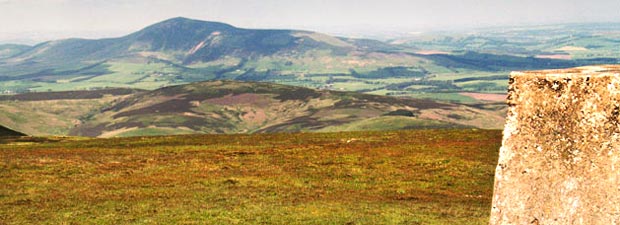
[{"xmin": 491, "ymin": 65, "xmax": 620, "ymax": 225}]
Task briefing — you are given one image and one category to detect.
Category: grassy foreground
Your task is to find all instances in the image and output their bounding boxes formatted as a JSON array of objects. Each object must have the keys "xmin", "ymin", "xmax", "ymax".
[{"xmin": 0, "ymin": 129, "xmax": 501, "ymax": 224}]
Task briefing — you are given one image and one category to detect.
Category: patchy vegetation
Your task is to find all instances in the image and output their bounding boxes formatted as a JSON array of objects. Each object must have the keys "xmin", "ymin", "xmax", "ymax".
[
  {"xmin": 0, "ymin": 129, "xmax": 501, "ymax": 224},
  {"xmin": 0, "ymin": 88, "xmax": 143, "ymax": 101},
  {"xmin": 70, "ymin": 80, "xmax": 505, "ymax": 136},
  {"xmin": 0, "ymin": 92, "xmax": 136, "ymax": 136},
  {"xmin": 3, "ymin": 18, "xmax": 617, "ymax": 103},
  {"xmin": 0, "ymin": 80, "xmax": 506, "ymax": 137}
]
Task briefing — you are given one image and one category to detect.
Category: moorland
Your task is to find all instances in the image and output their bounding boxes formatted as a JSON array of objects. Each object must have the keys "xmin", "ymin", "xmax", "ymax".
[
  {"xmin": 0, "ymin": 129, "xmax": 501, "ymax": 224},
  {"xmin": 1, "ymin": 17, "xmax": 619, "ymax": 224}
]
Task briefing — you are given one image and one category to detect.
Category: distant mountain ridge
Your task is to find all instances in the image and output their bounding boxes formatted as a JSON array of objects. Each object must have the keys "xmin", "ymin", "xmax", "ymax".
[
  {"xmin": 1, "ymin": 17, "xmax": 374, "ymax": 77},
  {"xmin": 0, "ymin": 17, "xmax": 606, "ymax": 102},
  {"xmin": 129, "ymin": 17, "xmax": 357, "ymax": 63},
  {"xmin": 0, "ymin": 44, "xmax": 30, "ymax": 59}
]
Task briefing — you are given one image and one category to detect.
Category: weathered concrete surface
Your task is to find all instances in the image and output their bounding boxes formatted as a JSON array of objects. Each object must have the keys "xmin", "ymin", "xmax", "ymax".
[{"xmin": 491, "ymin": 65, "xmax": 620, "ymax": 225}]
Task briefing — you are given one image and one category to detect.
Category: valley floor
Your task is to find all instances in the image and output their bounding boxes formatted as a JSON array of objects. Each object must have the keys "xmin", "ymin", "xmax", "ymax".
[{"xmin": 0, "ymin": 129, "xmax": 501, "ymax": 224}]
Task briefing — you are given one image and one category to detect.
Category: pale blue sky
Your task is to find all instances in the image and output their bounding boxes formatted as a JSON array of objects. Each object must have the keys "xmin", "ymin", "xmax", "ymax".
[{"xmin": 1, "ymin": 0, "xmax": 620, "ymax": 43}]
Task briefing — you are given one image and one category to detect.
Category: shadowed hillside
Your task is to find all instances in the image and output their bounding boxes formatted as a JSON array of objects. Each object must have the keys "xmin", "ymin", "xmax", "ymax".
[
  {"xmin": 0, "ymin": 88, "xmax": 143, "ymax": 101},
  {"xmin": 0, "ymin": 89, "xmax": 138, "ymax": 136},
  {"xmin": 0, "ymin": 80, "xmax": 505, "ymax": 137},
  {"xmin": 0, "ymin": 125, "xmax": 25, "ymax": 137},
  {"xmin": 69, "ymin": 80, "xmax": 505, "ymax": 137},
  {"xmin": 0, "ymin": 44, "xmax": 30, "ymax": 59}
]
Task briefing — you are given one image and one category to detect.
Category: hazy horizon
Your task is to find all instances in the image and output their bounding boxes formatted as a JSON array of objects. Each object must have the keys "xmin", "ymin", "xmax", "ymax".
[{"xmin": 2, "ymin": 0, "xmax": 620, "ymax": 44}]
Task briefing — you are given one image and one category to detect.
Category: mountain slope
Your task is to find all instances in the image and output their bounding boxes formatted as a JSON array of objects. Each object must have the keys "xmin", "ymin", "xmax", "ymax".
[
  {"xmin": 0, "ymin": 89, "xmax": 141, "ymax": 136},
  {"xmin": 0, "ymin": 44, "xmax": 30, "ymax": 59},
  {"xmin": 68, "ymin": 80, "xmax": 505, "ymax": 137},
  {"xmin": 0, "ymin": 17, "xmax": 362, "ymax": 78},
  {"xmin": 0, "ymin": 17, "xmax": 597, "ymax": 103},
  {"xmin": 127, "ymin": 17, "xmax": 356, "ymax": 63},
  {"xmin": 0, "ymin": 125, "xmax": 25, "ymax": 137}
]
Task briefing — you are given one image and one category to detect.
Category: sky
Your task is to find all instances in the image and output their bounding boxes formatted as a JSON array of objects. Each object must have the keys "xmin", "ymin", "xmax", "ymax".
[{"xmin": 1, "ymin": 0, "xmax": 620, "ymax": 44}]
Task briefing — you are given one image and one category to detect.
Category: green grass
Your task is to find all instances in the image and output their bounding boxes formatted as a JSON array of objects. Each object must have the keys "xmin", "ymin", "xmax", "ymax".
[
  {"xmin": 115, "ymin": 127, "xmax": 197, "ymax": 137},
  {"xmin": 0, "ymin": 62, "xmax": 196, "ymax": 92},
  {"xmin": 0, "ymin": 51, "xmax": 515, "ymax": 102},
  {"xmin": 0, "ymin": 98, "xmax": 118, "ymax": 136},
  {"xmin": 405, "ymin": 85, "xmax": 435, "ymax": 90},
  {"xmin": 319, "ymin": 116, "xmax": 469, "ymax": 132},
  {"xmin": 456, "ymin": 80, "xmax": 508, "ymax": 93},
  {"xmin": 0, "ymin": 129, "xmax": 501, "ymax": 224},
  {"xmin": 405, "ymin": 93, "xmax": 479, "ymax": 103},
  {"xmin": 330, "ymin": 82, "xmax": 381, "ymax": 91}
]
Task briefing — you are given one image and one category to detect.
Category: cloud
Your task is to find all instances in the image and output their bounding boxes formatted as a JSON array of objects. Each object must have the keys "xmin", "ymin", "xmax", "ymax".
[
  {"xmin": 0, "ymin": 0, "xmax": 82, "ymax": 4},
  {"xmin": 1, "ymin": 0, "xmax": 620, "ymax": 42}
]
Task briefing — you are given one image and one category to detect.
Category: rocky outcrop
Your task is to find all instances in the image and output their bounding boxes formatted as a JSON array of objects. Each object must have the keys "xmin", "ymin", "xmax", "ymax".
[{"xmin": 491, "ymin": 65, "xmax": 620, "ymax": 224}]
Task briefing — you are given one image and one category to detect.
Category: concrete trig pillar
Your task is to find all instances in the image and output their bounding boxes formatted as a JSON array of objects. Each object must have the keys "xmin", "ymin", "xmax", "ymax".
[{"xmin": 491, "ymin": 65, "xmax": 620, "ymax": 225}]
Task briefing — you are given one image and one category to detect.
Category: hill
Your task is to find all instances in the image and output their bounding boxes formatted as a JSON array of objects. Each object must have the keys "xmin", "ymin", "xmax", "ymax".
[
  {"xmin": 0, "ymin": 125, "xmax": 25, "ymax": 137},
  {"xmin": 394, "ymin": 23, "xmax": 620, "ymax": 60},
  {"xmin": 69, "ymin": 80, "xmax": 505, "ymax": 137},
  {"xmin": 0, "ymin": 80, "xmax": 505, "ymax": 137},
  {"xmin": 0, "ymin": 17, "xmax": 601, "ymax": 103},
  {"xmin": 0, "ymin": 129, "xmax": 501, "ymax": 224},
  {"xmin": 0, "ymin": 88, "xmax": 142, "ymax": 101},
  {"xmin": 0, "ymin": 44, "xmax": 30, "ymax": 59},
  {"xmin": 0, "ymin": 89, "xmax": 140, "ymax": 136},
  {"xmin": 0, "ymin": 17, "xmax": 426, "ymax": 96},
  {"xmin": 0, "ymin": 17, "xmax": 374, "ymax": 81}
]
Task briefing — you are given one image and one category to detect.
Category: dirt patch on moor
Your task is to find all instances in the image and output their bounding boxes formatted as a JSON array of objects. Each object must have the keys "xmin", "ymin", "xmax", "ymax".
[
  {"xmin": 205, "ymin": 93, "xmax": 271, "ymax": 106},
  {"xmin": 459, "ymin": 92, "xmax": 507, "ymax": 102}
]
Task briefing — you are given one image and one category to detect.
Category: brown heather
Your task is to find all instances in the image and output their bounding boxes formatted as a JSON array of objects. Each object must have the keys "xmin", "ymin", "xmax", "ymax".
[{"xmin": 1, "ymin": 129, "xmax": 500, "ymax": 224}]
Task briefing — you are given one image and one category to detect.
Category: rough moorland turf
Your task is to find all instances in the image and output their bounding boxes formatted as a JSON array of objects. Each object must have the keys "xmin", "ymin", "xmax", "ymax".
[{"xmin": 0, "ymin": 129, "xmax": 501, "ymax": 224}]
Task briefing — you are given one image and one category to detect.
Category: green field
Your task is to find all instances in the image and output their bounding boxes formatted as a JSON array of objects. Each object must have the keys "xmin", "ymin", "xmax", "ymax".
[
  {"xmin": 400, "ymin": 23, "xmax": 620, "ymax": 61},
  {"xmin": 0, "ymin": 129, "xmax": 501, "ymax": 224}
]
